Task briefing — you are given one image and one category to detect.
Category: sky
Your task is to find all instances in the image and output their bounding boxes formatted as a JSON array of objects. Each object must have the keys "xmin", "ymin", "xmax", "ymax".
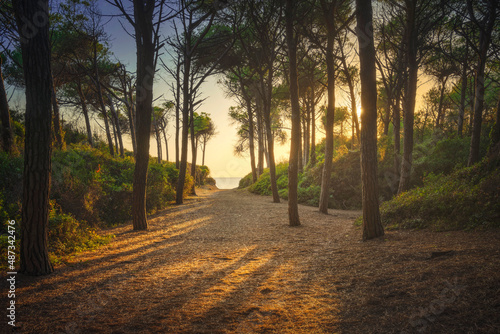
[{"xmin": 99, "ymin": 2, "xmax": 294, "ymax": 178}]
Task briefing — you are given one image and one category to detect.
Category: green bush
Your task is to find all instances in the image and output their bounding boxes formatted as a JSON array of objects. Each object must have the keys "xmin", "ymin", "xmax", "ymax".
[
  {"xmin": 381, "ymin": 157, "xmax": 500, "ymax": 231},
  {"xmin": 48, "ymin": 201, "xmax": 113, "ymax": 257},
  {"xmin": 238, "ymin": 173, "xmax": 254, "ymax": 189}
]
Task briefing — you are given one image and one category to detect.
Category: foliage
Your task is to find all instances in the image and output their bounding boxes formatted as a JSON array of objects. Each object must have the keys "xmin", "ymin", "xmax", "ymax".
[
  {"xmin": 48, "ymin": 201, "xmax": 114, "ymax": 257},
  {"xmin": 381, "ymin": 156, "xmax": 500, "ymax": 231}
]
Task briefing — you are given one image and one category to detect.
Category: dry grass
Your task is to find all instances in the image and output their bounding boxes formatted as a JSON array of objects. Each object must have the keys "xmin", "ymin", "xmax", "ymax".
[{"xmin": 1, "ymin": 189, "xmax": 499, "ymax": 333}]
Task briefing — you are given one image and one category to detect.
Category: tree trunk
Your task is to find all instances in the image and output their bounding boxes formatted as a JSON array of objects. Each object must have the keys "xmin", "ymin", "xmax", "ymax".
[
  {"xmin": 356, "ymin": 0, "xmax": 384, "ymax": 241},
  {"xmin": 132, "ymin": 0, "xmax": 155, "ymax": 230},
  {"xmin": 51, "ymin": 79, "xmax": 64, "ymax": 149},
  {"xmin": 457, "ymin": 55, "xmax": 468, "ymax": 137},
  {"xmin": 92, "ymin": 40, "xmax": 114, "ymax": 156},
  {"xmin": 256, "ymin": 94, "xmax": 265, "ymax": 176},
  {"xmin": 0, "ymin": 61, "xmax": 15, "ymax": 155},
  {"xmin": 435, "ymin": 76, "xmax": 448, "ymax": 129},
  {"xmin": 468, "ymin": 0, "xmax": 496, "ymax": 166},
  {"xmin": 398, "ymin": 2, "xmax": 417, "ymax": 194},
  {"xmin": 108, "ymin": 96, "xmax": 124, "ymax": 156},
  {"xmin": 490, "ymin": 93, "xmax": 500, "ymax": 149},
  {"xmin": 310, "ymin": 99, "xmax": 316, "ymax": 166},
  {"xmin": 127, "ymin": 89, "xmax": 137, "ymax": 155},
  {"xmin": 393, "ymin": 94, "xmax": 401, "ymax": 190},
  {"xmin": 262, "ymin": 69, "xmax": 280, "ymax": 203},
  {"xmin": 152, "ymin": 113, "xmax": 162, "ymax": 163},
  {"xmin": 162, "ymin": 127, "xmax": 169, "ymax": 162},
  {"xmin": 176, "ymin": 39, "xmax": 191, "ymax": 204},
  {"xmin": 245, "ymin": 95, "xmax": 258, "ymax": 182},
  {"xmin": 190, "ymin": 102, "xmax": 197, "ymax": 196},
  {"xmin": 76, "ymin": 81, "xmax": 93, "ymax": 147},
  {"xmin": 175, "ymin": 58, "xmax": 181, "ymax": 169},
  {"xmin": 319, "ymin": 6, "xmax": 335, "ymax": 214},
  {"xmin": 14, "ymin": 0, "xmax": 54, "ymax": 275},
  {"xmin": 285, "ymin": 0, "xmax": 300, "ymax": 226}
]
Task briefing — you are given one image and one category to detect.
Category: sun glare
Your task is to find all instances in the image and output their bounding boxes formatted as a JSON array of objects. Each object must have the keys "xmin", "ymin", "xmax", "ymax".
[{"xmin": 357, "ymin": 106, "xmax": 362, "ymax": 119}]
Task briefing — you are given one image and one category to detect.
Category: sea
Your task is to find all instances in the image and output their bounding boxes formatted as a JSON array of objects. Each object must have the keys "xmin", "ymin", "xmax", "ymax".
[{"xmin": 214, "ymin": 177, "xmax": 242, "ymax": 190}]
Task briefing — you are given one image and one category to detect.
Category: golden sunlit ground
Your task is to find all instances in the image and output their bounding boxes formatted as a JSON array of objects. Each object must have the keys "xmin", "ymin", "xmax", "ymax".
[{"xmin": 1, "ymin": 189, "xmax": 500, "ymax": 333}]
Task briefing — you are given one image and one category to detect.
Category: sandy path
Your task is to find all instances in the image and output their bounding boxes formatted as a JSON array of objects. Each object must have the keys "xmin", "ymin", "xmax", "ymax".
[{"xmin": 2, "ymin": 189, "xmax": 499, "ymax": 333}]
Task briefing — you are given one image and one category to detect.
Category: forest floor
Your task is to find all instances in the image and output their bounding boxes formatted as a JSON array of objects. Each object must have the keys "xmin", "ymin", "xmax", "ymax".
[{"xmin": 2, "ymin": 188, "xmax": 500, "ymax": 334}]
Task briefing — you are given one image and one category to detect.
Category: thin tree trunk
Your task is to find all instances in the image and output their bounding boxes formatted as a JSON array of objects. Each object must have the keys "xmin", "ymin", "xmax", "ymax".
[
  {"xmin": 319, "ymin": 5, "xmax": 335, "ymax": 214},
  {"xmin": 175, "ymin": 57, "xmax": 181, "ymax": 169},
  {"xmin": 190, "ymin": 101, "xmax": 197, "ymax": 196},
  {"xmin": 127, "ymin": 89, "xmax": 137, "ymax": 155},
  {"xmin": 285, "ymin": 0, "xmax": 300, "ymax": 226},
  {"xmin": 356, "ymin": 0, "xmax": 384, "ymax": 240},
  {"xmin": 15, "ymin": 0, "xmax": 54, "ymax": 275},
  {"xmin": 263, "ymin": 76, "xmax": 280, "ymax": 203},
  {"xmin": 256, "ymin": 95, "xmax": 265, "ymax": 176},
  {"xmin": 245, "ymin": 95, "xmax": 258, "ymax": 182},
  {"xmin": 398, "ymin": 2, "xmax": 417, "ymax": 194},
  {"xmin": 154, "ymin": 114, "xmax": 162, "ymax": 163},
  {"xmin": 435, "ymin": 76, "xmax": 448, "ymax": 129},
  {"xmin": 176, "ymin": 41, "xmax": 191, "ymax": 204},
  {"xmin": 310, "ymin": 99, "xmax": 316, "ymax": 166},
  {"xmin": 76, "ymin": 81, "xmax": 93, "ymax": 147},
  {"xmin": 108, "ymin": 96, "xmax": 124, "ymax": 156},
  {"xmin": 162, "ymin": 127, "xmax": 169, "ymax": 162},
  {"xmin": 51, "ymin": 80, "xmax": 64, "ymax": 149},
  {"xmin": 457, "ymin": 57, "xmax": 468, "ymax": 137},
  {"xmin": 0, "ymin": 61, "xmax": 15, "ymax": 154},
  {"xmin": 490, "ymin": 93, "xmax": 500, "ymax": 149},
  {"xmin": 393, "ymin": 94, "xmax": 401, "ymax": 190}
]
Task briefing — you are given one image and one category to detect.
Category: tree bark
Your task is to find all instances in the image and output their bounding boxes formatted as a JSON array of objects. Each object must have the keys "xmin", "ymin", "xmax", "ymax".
[
  {"xmin": 310, "ymin": 95, "xmax": 316, "ymax": 166},
  {"xmin": 51, "ymin": 79, "xmax": 64, "ymax": 149},
  {"xmin": 398, "ymin": 1, "xmax": 417, "ymax": 194},
  {"xmin": 245, "ymin": 94, "xmax": 258, "ymax": 182},
  {"xmin": 14, "ymin": 0, "xmax": 54, "ymax": 275},
  {"xmin": 286, "ymin": 0, "xmax": 301, "ymax": 227},
  {"xmin": 127, "ymin": 89, "xmax": 137, "ymax": 155},
  {"xmin": 132, "ymin": 0, "xmax": 155, "ymax": 230},
  {"xmin": 176, "ymin": 33, "xmax": 191, "ymax": 205},
  {"xmin": 262, "ymin": 69, "xmax": 280, "ymax": 203},
  {"xmin": 467, "ymin": 0, "xmax": 497, "ymax": 166},
  {"xmin": 319, "ymin": 3, "xmax": 336, "ymax": 214},
  {"xmin": 457, "ymin": 54, "xmax": 468, "ymax": 137},
  {"xmin": 190, "ymin": 101, "xmax": 198, "ymax": 196},
  {"xmin": 76, "ymin": 80, "xmax": 93, "ymax": 147},
  {"xmin": 0, "ymin": 60, "xmax": 15, "ymax": 154},
  {"xmin": 356, "ymin": 0, "xmax": 384, "ymax": 241},
  {"xmin": 108, "ymin": 95, "xmax": 124, "ymax": 156},
  {"xmin": 174, "ymin": 57, "xmax": 181, "ymax": 169}
]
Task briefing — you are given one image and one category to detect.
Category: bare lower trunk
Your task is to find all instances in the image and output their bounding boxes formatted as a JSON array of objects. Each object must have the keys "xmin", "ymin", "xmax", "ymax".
[
  {"xmin": 356, "ymin": 0, "xmax": 384, "ymax": 241},
  {"xmin": 286, "ymin": 0, "xmax": 300, "ymax": 226},
  {"xmin": 263, "ymin": 70, "xmax": 279, "ymax": 203},
  {"xmin": 310, "ymin": 102, "xmax": 316, "ymax": 166},
  {"xmin": 15, "ymin": 0, "xmax": 54, "ymax": 275},
  {"xmin": 132, "ymin": 0, "xmax": 155, "ymax": 230}
]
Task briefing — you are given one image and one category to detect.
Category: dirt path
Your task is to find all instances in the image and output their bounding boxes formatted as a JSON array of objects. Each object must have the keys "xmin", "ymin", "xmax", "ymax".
[{"xmin": 2, "ymin": 189, "xmax": 500, "ymax": 333}]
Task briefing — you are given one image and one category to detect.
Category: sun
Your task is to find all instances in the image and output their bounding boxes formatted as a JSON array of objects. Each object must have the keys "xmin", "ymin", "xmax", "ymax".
[{"xmin": 357, "ymin": 105, "xmax": 362, "ymax": 119}]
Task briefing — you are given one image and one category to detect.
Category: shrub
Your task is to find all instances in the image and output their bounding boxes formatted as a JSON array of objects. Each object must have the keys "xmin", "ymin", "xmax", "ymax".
[
  {"xmin": 238, "ymin": 173, "xmax": 254, "ymax": 189},
  {"xmin": 381, "ymin": 157, "xmax": 500, "ymax": 231},
  {"xmin": 48, "ymin": 201, "xmax": 114, "ymax": 257}
]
